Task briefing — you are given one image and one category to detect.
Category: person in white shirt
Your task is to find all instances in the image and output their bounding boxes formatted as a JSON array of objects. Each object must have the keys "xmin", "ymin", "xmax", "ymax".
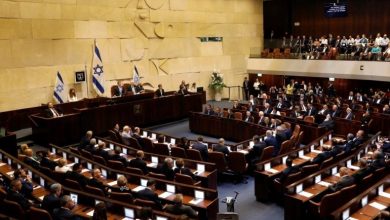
[
  {"xmin": 375, "ymin": 33, "xmax": 383, "ymax": 46},
  {"xmin": 188, "ymin": 82, "xmax": 197, "ymax": 93},
  {"xmin": 121, "ymin": 126, "xmax": 132, "ymax": 138},
  {"xmin": 55, "ymin": 158, "xmax": 72, "ymax": 173},
  {"xmin": 68, "ymin": 88, "xmax": 78, "ymax": 102},
  {"xmin": 253, "ymin": 78, "xmax": 260, "ymax": 96}
]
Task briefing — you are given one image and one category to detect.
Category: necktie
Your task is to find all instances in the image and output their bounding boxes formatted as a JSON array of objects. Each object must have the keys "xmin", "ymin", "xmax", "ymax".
[{"xmin": 51, "ymin": 108, "xmax": 59, "ymax": 117}]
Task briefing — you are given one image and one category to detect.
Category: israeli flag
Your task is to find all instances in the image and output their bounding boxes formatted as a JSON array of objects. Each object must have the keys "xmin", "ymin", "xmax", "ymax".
[
  {"xmin": 53, "ymin": 72, "xmax": 66, "ymax": 104},
  {"xmin": 133, "ymin": 65, "xmax": 140, "ymax": 84},
  {"xmin": 92, "ymin": 44, "xmax": 105, "ymax": 96}
]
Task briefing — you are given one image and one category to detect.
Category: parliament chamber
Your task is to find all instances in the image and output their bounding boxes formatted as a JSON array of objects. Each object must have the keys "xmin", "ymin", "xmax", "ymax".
[{"xmin": 0, "ymin": 0, "xmax": 390, "ymax": 220}]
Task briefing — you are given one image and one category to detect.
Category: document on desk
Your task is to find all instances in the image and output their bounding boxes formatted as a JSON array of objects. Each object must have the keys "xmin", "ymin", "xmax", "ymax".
[
  {"xmin": 347, "ymin": 165, "xmax": 360, "ymax": 170},
  {"xmin": 132, "ymin": 186, "xmax": 145, "ymax": 192},
  {"xmin": 81, "ymin": 169, "xmax": 90, "ymax": 173},
  {"xmin": 147, "ymin": 163, "xmax": 157, "ymax": 168},
  {"xmin": 158, "ymin": 192, "xmax": 173, "ymax": 199},
  {"xmin": 311, "ymin": 149, "xmax": 322, "ymax": 154},
  {"xmin": 86, "ymin": 210, "xmax": 95, "ymax": 216},
  {"xmin": 369, "ymin": 202, "xmax": 387, "ymax": 210},
  {"xmin": 265, "ymin": 168, "xmax": 279, "ymax": 174},
  {"xmin": 238, "ymin": 150, "xmax": 249, "ymax": 155},
  {"xmin": 379, "ymin": 191, "xmax": 390, "ymax": 199},
  {"xmin": 298, "ymin": 191, "xmax": 313, "ymax": 198},
  {"xmin": 317, "ymin": 181, "xmax": 332, "ymax": 187},
  {"xmin": 107, "ymin": 181, "xmax": 117, "ymax": 186},
  {"xmin": 189, "ymin": 198, "xmax": 204, "ymax": 205},
  {"xmin": 299, "ymin": 155, "xmax": 311, "ymax": 160}
]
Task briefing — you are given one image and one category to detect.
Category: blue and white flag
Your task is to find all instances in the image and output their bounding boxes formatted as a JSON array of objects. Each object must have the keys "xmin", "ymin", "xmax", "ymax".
[
  {"xmin": 133, "ymin": 65, "xmax": 140, "ymax": 84},
  {"xmin": 92, "ymin": 43, "xmax": 105, "ymax": 96},
  {"xmin": 53, "ymin": 72, "xmax": 66, "ymax": 104}
]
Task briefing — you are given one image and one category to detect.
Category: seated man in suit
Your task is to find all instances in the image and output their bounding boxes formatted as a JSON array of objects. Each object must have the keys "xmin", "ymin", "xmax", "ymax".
[
  {"xmin": 157, "ymin": 157, "xmax": 175, "ymax": 181},
  {"xmin": 109, "ymin": 147, "xmax": 128, "ymax": 166},
  {"xmin": 13, "ymin": 168, "xmax": 33, "ymax": 198},
  {"xmin": 42, "ymin": 183, "xmax": 62, "ymax": 215},
  {"xmin": 23, "ymin": 148, "xmax": 40, "ymax": 169},
  {"xmin": 155, "ymin": 84, "xmax": 165, "ymax": 97},
  {"xmin": 340, "ymin": 133, "xmax": 355, "ymax": 153},
  {"xmin": 7, "ymin": 179, "xmax": 33, "ymax": 210},
  {"xmin": 383, "ymin": 104, "xmax": 390, "ymax": 114},
  {"xmin": 257, "ymin": 111, "xmax": 266, "ymax": 126},
  {"xmin": 128, "ymin": 150, "xmax": 148, "ymax": 174},
  {"xmin": 278, "ymin": 157, "xmax": 301, "ymax": 183},
  {"xmin": 94, "ymin": 142, "xmax": 109, "ymax": 161},
  {"xmin": 352, "ymin": 159, "xmax": 372, "ymax": 183},
  {"xmin": 319, "ymin": 114, "xmax": 334, "ymax": 130},
  {"xmin": 191, "ymin": 136, "xmax": 208, "ymax": 161},
  {"xmin": 243, "ymin": 111, "xmax": 254, "ymax": 123},
  {"xmin": 79, "ymin": 130, "xmax": 93, "ymax": 150},
  {"xmin": 344, "ymin": 107, "xmax": 354, "ymax": 120},
  {"xmin": 328, "ymin": 167, "xmax": 354, "ymax": 192},
  {"xmin": 353, "ymin": 130, "xmax": 365, "ymax": 147},
  {"xmin": 212, "ymin": 138, "xmax": 230, "ymax": 158},
  {"xmin": 53, "ymin": 195, "xmax": 80, "ymax": 220},
  {"xmin": 45, "ymin": 102, "xmax": 62, "ymax": 118},
  {"xmin": 263, "ymin": 103, "xmax": 272, "ymax": 114},
  {"xmin": 264, "ymin": 130, "xmax": 278, "ymax": 154},
  {"xmin": 311, "ymin": 142, "xmax": 342, "ymax": 165},
  {"xmin": 318, "ymin": 104, "xmax": 330, "ymax": 115},
  {"xmin": 121, "ymin": 125, "xmax": 132, "ymax": 145},
  {"xmin": 246, "ymin": 135, "xmax": 267, "ymax": 172},
  {"xmin": 164, "ymin": 194, "xmax": 198, "ymax": 218},
  {"xmin": 368, "ymin": 150, "xmax": 386, "ymax": 172},
  {"xmin": 173, "ymin": 158, "xmax": 195, "ymax": 180},
  {"xmin": 134, "ymin": 82, "xmax": 145, "ymax": 94},
  {"xmin": 113, "ymin": 81, "xmax": 125, "ymax": 97},
  {"xmin": 131, "ymin": 127, "xmax": 143, "ymax": 144},
  {"xmin": 88, "ymin": 169, "xmax": 107, "ymax": 193},
  {"xmin": 178, "ymin": 84, "xmax": 188, "ymax": 95},
  {"xmin": 137, "ymin": 180, "xmax": 162, "ymax": 210},
  {"xmin": 331, "ymin": 104, "xmax": 341, "ymax": 118},
  {"xmin": 37, "ymin": 150, "xmax": 58, "ymax": 170},
  {"xmin": 290, "ymin": 106, "xmax": 302, "ymax": 118},
  {"xmin": 305, "ymin": 103, "xmax": 317, "ymax": 116},
  {"xmin": 65, "ymin": 163, "xmax": 89, "ymax": 188},
  {"xmin": 203, "ymin": 104, "xmax": 214, "ymax": 115}
]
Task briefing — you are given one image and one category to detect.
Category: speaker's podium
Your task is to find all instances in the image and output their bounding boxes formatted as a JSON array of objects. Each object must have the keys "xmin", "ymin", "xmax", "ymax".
[{"xmin": 29, "ymin": 113, "xmax": 81, "ymax": 146}]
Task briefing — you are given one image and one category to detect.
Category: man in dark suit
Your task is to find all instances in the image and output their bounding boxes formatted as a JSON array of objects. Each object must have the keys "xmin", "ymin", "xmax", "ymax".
[
  {"xmin": 275, "ymin": 97, "xmax": 286, "ymax": 109},
  {"xmin": 243, "ymin": 111, "xmax": 254, "ymax": 123},
  {"xmin": 110, "ymin": 175, "xmax": 134, "ymax": 197},
  {"xmin": 264, "ymin": 130, "xmax": 278, "ymax": 148},
  {"xmin": 368, "ymin": 151, "xmax": 386, "ymax": 172},
  {"xmin": 79, "ymin": 130, "xmax": 93, "ymax": 150},
  {"xmin": 65, "ymin": 163, "xmax": 89, "ymax": 188},
  {"xmin": 318, "ymin": 104, "xmax": 330, "ymax": 116},
  {"xmin": 137, "ymin": 180, "xmax": 162, "ymax": 209},
  {"xmin": 132, "ymin": 127, "xmax": 143, "ymax": 144},
  {"xmin": 157, "ymin": 157, "xmax": 175, "ymax": 181},
  {"xmin": 352, "ymin": 159, "xmax": 372, "ymax": 183},
  {"xmin": 263, "ymin": 103, "xmax": 272, "ymax": 114},
  {"xmin": 113, "ymin": 81, "xmax": 125, "ymax": 97},
  {"xmin": 212, "ymin": 138, "xmax": 230, "ymax": 157},
  {"xmin": 305, "ymin": 103, "xmax": 317, "ymax": 116},
  {"xmin": 13, "ymin": 168, "xmax": 33, "ymax": 198},
  {"xmin": 319, "ymin": 114, "xmax": 334, "ymax": 130},
  {"xmin": 242, "ymin": 77, "xmax": 250, "ymax": 101},
  {"xmin": 191, "ymin": 136, "xmax": 208, "ymax": 161},
  {"xmin": 155, "ymin": 84, "xmax": 165, "ymax": 97},
  {"xmin": 331, "ymin": 105, "xmax": 341, "ymax": 118},
  {"xmin": 109, "ymin": 147, "xmax": 128, "ymax": 166},
  {"xmin": 6, "ymin": 179, "xmax": 32, "ymax": 210},
  {"xmin": 128, "ymin": 150, "xmax": 148, "ymax": 174},
  {"xmin": 311, "ymin": 142, "xmax": 342, "ymax": 165},
  {"xmin": 344, "ymin": 108, "xmax": 354, "ymax": 120},
  {"xmin": 45, "ymin": 102, "xmax": 62, "ymax": 118},
  {"xmin": 341, "ymin": 133, "xmax": 355, "ymax": 153},
  {"xmin": 246, "ymin": 135, "xmax": 267, "ymax": 168},
  {"xmin": 352, "ymin": 130, "xmax": 365, "ymax": 148},
  {"xmin": 42, "ymin": 183, "xmax": 62, "ymax": 215},
  {"xmin": 173, "ymin": 158, "xmax": 195, "ymax": 180},
  {"xmin": 88, "ymin": 169, "xmax": 106, "ymax": 193},
  {"xmin": 52, "ymin": 195, "xmax": 80, "ymax": 220},
  {"xmin": 204, "ymin": 104, "xmax": 214, "ymax": 115},
  {"xmin": 257, "ymin": 111, "xmax": 266, "ymax": 126},
  {"xmin": 94, "ymin": 142, "xmax": 109, "ymax": 161},
  {"xmin": 164, "ymin": 194, "xmax": 198, "ymax": 218},
  {"xmin": 23, "ymin": 148, "xmax": 40, "ymax": 169},
  {"xmin": 279, "ymin": 158, "xmax": 301, "ymax": 182},
  {"xmin": 178, "ymin": 84, "xmax": 188, "ymax": 95},
  {"xmin": 328, "ymin": 167, "xmax": 354, "ymax": 192}
]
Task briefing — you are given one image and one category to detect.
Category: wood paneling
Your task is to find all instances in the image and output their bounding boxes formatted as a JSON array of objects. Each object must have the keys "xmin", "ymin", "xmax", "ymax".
[{"xmin": 264, "ymin": 0, "xmax": 390, "ymax": 38}]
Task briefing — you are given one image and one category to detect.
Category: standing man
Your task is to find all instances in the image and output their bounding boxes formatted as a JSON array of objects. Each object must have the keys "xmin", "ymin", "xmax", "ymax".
[{"xmin": 243, "ymin": 77, "xmax": 250, "ymax": 101}]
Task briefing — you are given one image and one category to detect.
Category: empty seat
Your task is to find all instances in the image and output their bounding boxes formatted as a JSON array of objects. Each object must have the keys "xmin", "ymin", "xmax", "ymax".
[{"xmin": 170, "ymin": 147, "xmax": 186, "ymax": 158}]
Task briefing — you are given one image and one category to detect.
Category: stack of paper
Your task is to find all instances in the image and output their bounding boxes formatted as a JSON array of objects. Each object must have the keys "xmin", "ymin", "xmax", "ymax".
[{"xmin": 298, "ymin": 191, "xmax": 313, "ymax": 198}]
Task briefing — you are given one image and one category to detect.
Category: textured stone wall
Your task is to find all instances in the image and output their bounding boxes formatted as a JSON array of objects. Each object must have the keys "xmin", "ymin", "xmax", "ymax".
[{"xmin": 0, "ymin": 0, "xmax": 263, "ymax": 111}]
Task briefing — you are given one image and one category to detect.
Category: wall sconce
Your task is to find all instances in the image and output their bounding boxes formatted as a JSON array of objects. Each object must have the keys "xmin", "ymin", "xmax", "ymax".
[
  {"xmin": 257, "ymin": 73, "xmax": 262, "ymax": 77},
  {"xmin": 329, "ymin": 77, "xmax": 335, "ymax": 81}
]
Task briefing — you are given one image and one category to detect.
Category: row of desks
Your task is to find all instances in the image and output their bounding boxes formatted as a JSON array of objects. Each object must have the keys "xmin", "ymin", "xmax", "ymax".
[{"xmin": 30, "ymin": 92, "xmax": 205, "ymax": 146}]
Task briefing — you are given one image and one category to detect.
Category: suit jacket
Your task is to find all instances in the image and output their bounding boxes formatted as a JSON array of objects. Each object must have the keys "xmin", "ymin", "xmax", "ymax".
[
  {"xmin": 191, "ymin": 142, "xmax": 208, "ymax": 161},
  {"xmin": 344, "ymin": 112, "xmax": 354, "ymax": 120},
  {"xmin": 265, "ymin": 136, "xmax": 279, "ymax": 156},
  {"xmin": 312, "ymin": 151, "xmax": 332, "ymax": 165},
  {"xmin": 157, "ymin": 164, "xmax": 175, "ymax": 181},
  {"xmin": 329, "ymin": 175, "xmax": 354, "ymax": 192},
  {"xmin": 320, "ymin": 119, "xmax": 334, "ymax": 130},
  {"xmin": 24, "ymin": 157, "xmax": 40, "ymax": 169},
  {"xmin": 279, "ymin": 165, "xmax": 301, "ymax": 182},
  {"xmin": 113, "ymin": 86, "xmax": 124, "ymax": 97},
  {"xmin": 42, "ymin": 194, "xmax": 61, "ymax": 214},
  {"xmin": 352, "ymin": 167, "xmax": 371, "ymax": 183},
  {"xmin": 264, "ymin": 108, "xmax": 272, "ymax": 114},
  {"xmin": 109, "ymin": 154, "xmax": 128, "ymax": 166},
  {"xmin": 331, "ymin": 109, "xmax": 341, "ymax": 118},
  {"xmin": 45, "ymin": 107, "xmax": 62, "ymax": 118},
  {"xmin": 247, "ymin": 142, "xmax": 267, "ymax": 162},
  {"xmin": 243, "ymin": 116, "xmax": 254, "ymax": 123},
  {"xmin": 306, "ymin": 107, "xmax": 317, "ymax": 116},
  {"xmin": 204, "ymin": 109, "xmax": 215, "ymax": 116},
  {"xmin": 213, "ymin": 144, "xmax": 230, "ymax": 157},
  {"xmin": 165, "ymin": 204, "xmax": 197, "ymax": 218},
  {"xmin": 40, "ymin": 157, "xmax": 58, "ymax": 170},
  {"xmin": 6, "ymin": 189, "xmax": 32, "ymax": 210},
  {"xmin": 155, "ymin": 89, "xmax": 165, "ymax": 97},
  {"xmin": 53, "ymin": 207, "xmax": 80, "ymax": 220},
  {"xmin": 174, "ymin": 167, "xmax": 195, "ymax": 180},
  {"xmin": 79, "ymin": 136, "xmax": 91, "ymax": 150},
  {"xmin": 94, "ymin": 148, "xmax": 109, "ymax": 161},
  {"xmin": 128, "ymin": 158, "xmax": 148, "ymax": 174},
  {"xmin": 137, "ymin": 188, "xmax": 162, "ymax": 209},
  {"xmin": 290, "ymin": 111, "xmax": 301, "ymax": 118},
  {"xmin": 88, "ymin": 178, "xmax": 106, "ymax": 191},
  {"xmin": 65, "ymin": 171, "xmax": 88, "ymax": 187},
  {"xmin": 318, "ymin": 109, "xmax": 330, "ymax": 116}
]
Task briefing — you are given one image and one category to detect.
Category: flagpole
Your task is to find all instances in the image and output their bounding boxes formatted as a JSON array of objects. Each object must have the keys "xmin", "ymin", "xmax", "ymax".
[{"xmin": 84, "ymin": 62, "xmax": 89, "ymax": 98}]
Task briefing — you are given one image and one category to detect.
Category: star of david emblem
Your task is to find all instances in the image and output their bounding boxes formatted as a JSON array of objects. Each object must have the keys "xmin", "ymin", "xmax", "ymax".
[
  {"xmin": 93, "ymin": 64, "xmax": 103, "ymax": 76},
  {"xmin": 56, "ymin": 84, "xmax": 64, "ymax": 93}
]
